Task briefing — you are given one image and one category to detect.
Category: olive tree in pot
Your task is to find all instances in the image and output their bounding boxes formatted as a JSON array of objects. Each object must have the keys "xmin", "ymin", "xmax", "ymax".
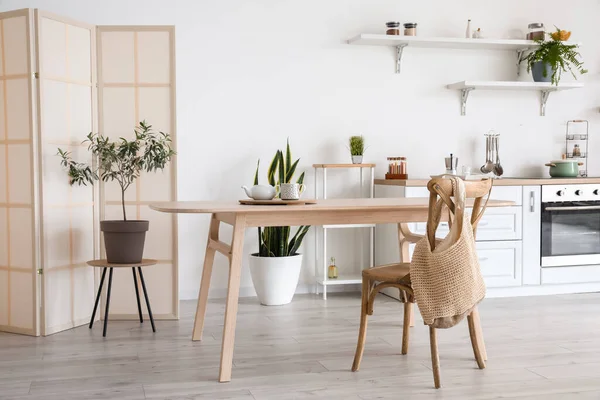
[
  {"xmin": 249, "ymin": 140, "xmax": 310, "ymax": 306},
  {"xmin": 58, "ymin": 121, "xmax": 175, "ymax": 263},
  {"xmin": 524, "ymin": 27, "xmax": 587, "ymax": 84}
]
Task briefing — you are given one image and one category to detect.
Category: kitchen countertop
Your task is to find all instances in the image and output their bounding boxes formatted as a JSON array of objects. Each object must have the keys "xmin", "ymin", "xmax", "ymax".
[{"xmin": 375, "ymin": 177, "xmax": 600, "ymax": 186}]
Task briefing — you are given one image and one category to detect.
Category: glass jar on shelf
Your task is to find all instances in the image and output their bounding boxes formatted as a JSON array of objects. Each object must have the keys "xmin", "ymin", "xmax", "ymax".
[
  {"xmin": 572, "ymin": 144, "xmax": 581, "ymax": 158},
  {"xmin": 527, "ymin": 23, "xmax": 545, "ymax": 40},
  {"xmin": 386, "ymin": 22, "xmax": 400, "ymax": 35}
]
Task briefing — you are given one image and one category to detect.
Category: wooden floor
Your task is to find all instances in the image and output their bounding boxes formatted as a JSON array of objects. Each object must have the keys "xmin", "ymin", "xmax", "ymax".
[{"xmin": 2, "ymin": 292, "xmax": 600, "ymax": 399}]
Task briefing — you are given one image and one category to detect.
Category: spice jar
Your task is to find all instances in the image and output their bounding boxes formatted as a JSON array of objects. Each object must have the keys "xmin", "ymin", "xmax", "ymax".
[
  {"xmin": 573, "ymin": 144, "xmax": 581, "ymax": 157},
  {"xmin": 527, "ymin": 23, "xmax": 545, "ymax": 40},
  {"xmin": 404, "ymin": 23, "xmax": 417, "ymax": 36},
  {"xmin": 328, "ymin": 257, "xmax": 338, "ymax": 279},
  {"xmin": 386, "ymin": 22, "xmax": 400, "ymax": 36},
  {"xmin": 399, "ymin": 157, "xmax": 407, "ymax": 174}
]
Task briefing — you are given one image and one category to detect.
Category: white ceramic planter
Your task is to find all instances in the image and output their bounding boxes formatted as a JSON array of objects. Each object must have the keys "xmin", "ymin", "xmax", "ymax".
[
  {"xmin": 352, "ymin": 155, "xmax": 363, "ymax": 164},
  {"xmin": 249, "ymin": 253, "xmax": 302, "ymax": 306}
]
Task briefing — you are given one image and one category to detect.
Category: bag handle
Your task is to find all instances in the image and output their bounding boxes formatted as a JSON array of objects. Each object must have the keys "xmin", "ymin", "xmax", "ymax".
[{"xmin": 427, "ymin": 177, "xmax": 466, "ymax": 249}]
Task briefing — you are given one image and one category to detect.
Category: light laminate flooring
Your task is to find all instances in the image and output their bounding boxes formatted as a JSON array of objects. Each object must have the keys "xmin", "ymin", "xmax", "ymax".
[{"xmin": 2, "ymin": 293, "xmax": 600, "ymax": 399}]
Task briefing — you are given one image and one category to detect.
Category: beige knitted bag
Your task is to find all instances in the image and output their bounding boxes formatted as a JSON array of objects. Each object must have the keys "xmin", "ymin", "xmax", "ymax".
[{"xmin": 410, "ymin": 178, "xmax": 487, "ymax": 329}]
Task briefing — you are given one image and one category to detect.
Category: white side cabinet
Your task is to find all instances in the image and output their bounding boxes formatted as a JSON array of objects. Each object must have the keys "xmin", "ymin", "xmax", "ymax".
[{"xmin": 522, "ymin": 186, "xmax": 542, "ymax": 285}]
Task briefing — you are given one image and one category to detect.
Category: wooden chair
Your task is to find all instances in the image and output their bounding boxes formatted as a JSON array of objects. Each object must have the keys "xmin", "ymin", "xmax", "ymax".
[{"xmin": 351, "ymin": 177, "xmax": 491, "ymax": 389}]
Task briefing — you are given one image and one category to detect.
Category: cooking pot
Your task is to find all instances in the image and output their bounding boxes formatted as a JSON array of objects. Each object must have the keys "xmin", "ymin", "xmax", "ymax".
[{"xmin": 544, "ymin": 160, "xmax": 583, "ymax": 177}]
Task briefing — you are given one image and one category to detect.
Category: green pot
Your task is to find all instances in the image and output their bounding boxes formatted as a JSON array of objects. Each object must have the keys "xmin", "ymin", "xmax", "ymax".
[{"xmin": 545, "ymin": 160, "xmax": 582, "ymax": 177}]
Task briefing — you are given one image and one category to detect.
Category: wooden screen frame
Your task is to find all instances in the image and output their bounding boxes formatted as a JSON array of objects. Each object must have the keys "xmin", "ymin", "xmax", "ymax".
[
  {"xmin": 97, "ymin": 25, "xmax": 178, "ymax": 320},
  {"xmin": 0, "ymin": 8, "xmax": 39, "ymax": 336},
  {"xmin": 34, "ymin": 9, "xmax": 99, "ymax": 336}
]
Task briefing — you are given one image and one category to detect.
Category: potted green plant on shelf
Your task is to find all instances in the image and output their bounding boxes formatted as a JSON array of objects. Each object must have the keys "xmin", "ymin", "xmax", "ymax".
[
  {"xmin": 58, "ymin": 121, "xmax": 175, "ymax": 264},
  {"xmin": 349, "ymin": 135, "xmax": 365, "ymax": 164},
  {"xmin": 249, "ymin": 140, "xmax": 310, "ymax": 306},
  {"xmin": 524, "ymin": 27, "xmax": 587, "ymax": 85}
]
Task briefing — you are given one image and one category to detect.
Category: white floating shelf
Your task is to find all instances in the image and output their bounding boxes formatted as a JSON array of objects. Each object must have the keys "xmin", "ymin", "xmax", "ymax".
[
  {"xmin": 347, "ymin": 34, "xmax": 542, "ymax": 74},
  {"xmin": 447, "ymin": 81, "xmax": 584, "ymax": 91},
  {"xmin": 348, "ymin": 34, "xmax": 539, "ymax": 50},
  {"xmin": 317, "ymin": 274, "xmax": 362, "ymax": 286},
  {"xmin": 446, "ymin": 80, "xmax": 584, "ymax": 116}
]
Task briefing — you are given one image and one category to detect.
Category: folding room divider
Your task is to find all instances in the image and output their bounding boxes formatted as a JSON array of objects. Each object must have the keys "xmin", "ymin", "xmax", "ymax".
[{"xmin": 0, "ymin": 8, "xmax": 177, "ymax": 336}]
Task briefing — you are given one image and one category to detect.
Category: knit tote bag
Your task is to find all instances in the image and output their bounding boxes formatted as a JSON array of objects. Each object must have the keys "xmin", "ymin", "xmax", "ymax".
[{"xmin": 410, "ymin": 178, "xmax": 486, "ymax": 329}]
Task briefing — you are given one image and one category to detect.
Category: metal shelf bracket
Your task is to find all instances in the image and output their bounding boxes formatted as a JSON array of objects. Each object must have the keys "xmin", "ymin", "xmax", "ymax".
[
  {"xmin": 460, "ymin": 88, "xmax": 473, "ymax": 116},
  {"xmin": 540, "ymin": 90, "xmax": 551, "ymax": 117},
  {"xmin": 395, "ymin": 44, "xmax": 408, "ymax": 74}
]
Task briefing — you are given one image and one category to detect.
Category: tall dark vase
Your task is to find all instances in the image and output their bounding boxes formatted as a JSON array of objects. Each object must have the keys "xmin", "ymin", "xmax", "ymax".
[{"xmin": 531, "ymin": 62, "xmax": 554, "ymax": 83}]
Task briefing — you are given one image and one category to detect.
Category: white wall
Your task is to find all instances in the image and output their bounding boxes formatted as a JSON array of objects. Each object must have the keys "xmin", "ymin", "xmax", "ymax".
[{"xmin": 3, "ymin": 0, "xmax": 599, "ymax": 300}]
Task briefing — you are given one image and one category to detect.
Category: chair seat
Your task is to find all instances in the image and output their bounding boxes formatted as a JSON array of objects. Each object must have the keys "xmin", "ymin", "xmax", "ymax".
[{"xmin": 363, "ymin": 263, "xmax": 411, "ymax": 283}]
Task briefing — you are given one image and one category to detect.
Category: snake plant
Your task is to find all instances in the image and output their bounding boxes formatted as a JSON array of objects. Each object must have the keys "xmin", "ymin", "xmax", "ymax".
[{"xmin": 254, "ymin": 140, "xmax": 310, "ymax": 257}]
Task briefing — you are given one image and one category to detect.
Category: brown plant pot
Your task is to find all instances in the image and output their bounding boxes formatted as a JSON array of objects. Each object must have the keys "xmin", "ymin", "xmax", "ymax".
[{"xmin": 100, "ymin": 220, "xmax": 149, "ymax": 264}]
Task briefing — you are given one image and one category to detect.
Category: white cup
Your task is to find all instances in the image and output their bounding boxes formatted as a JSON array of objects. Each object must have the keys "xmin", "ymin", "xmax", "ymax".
[{"xmin": 277, "ymin": 183, "xmax": 306, "ymax": 200}]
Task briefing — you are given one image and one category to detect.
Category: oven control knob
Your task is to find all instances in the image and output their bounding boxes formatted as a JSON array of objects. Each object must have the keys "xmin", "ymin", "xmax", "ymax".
[
  {"xmin": 556, "ymin": 190, "xmax": 565, "ymax": 197},
  {"xmin": 595, "ymin": 189, "xmax": 599, "ymax": 196},
  {"xmin": 575, "ymin": 190, "xmax": 582, "ymax": 196}
]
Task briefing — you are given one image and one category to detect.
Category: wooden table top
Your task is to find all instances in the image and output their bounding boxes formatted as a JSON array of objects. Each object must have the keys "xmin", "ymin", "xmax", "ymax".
[
  {"xmin": 87, "ymin": 259, "xmax": 158, "ymax": 268},
  {"xmin": 149, "ymin": 198, "xmax": 514, "ymax": 214}
]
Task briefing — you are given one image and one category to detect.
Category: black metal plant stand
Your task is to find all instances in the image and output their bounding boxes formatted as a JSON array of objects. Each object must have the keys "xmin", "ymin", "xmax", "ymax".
[{"xmin": 87, "ymin": 259, "xmax": 157, "ymax": 337}]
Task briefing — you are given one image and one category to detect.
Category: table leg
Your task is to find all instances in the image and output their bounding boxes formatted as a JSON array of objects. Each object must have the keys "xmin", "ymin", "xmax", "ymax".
[
  {"xmin": 138, "ymin": 266, "xmax": 156, "ymax": 333},
  {"xmin": 89, "ymin": 267, "xmax": 107, "ymax": 329},
  {"xmin": 103, "ymin": 267, "xmax": 114, "ymax": 337},
  {"xmin": 192, "ymin": 214, "xmax": 220, "ymax": 341},
  {"xmin": 218, "ymin": 215, "xmax": 246, "ymax": 383},
  {"xmin": 133, "ymin": 268, "xmax": 143, "ymax": 323}
]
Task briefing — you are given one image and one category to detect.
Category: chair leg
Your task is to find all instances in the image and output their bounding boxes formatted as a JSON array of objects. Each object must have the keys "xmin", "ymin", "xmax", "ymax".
[
  {"xmin": 401, "ymin": 301, "xmax": 412, "ymax": 355},
  {"xmin": 468, "ymin": 309, "xmax": 486, "ymax": 369},
  {"xmin": 352, "ymin": 277, "xmax": 370, "ymax": 372},
  {"xmin": 89, "ymin": 267, "xmax": 107, "ymax": 329},
  {"xmin": 429, "ymin": 326, "xmax": 441, "ymax": 389},
  {"xmin": 132, "ymin": 268, "xmax": 143, "ymax": 323},
  {"xmin": 471, "ymin": 307, "xmax": 488, "ymax": 361}
]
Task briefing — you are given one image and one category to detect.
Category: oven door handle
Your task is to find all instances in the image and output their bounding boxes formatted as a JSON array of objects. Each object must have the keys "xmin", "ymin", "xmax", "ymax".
[{"xmin": 545, "ymin": 205, "xmax": 600, "ymax": 211}]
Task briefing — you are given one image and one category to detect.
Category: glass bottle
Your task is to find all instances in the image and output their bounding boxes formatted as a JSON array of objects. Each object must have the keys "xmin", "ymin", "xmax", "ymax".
[
  {"xmin": 527, "ymin": 23, "xmax": 545, "ymax": 40},
  {"xmin": 573, "ymin": 144, "xmax": 581, "ymax": 157},
  {"xmin": 328, "ymin": 257, "xmax": 338, "ymax": 279}
]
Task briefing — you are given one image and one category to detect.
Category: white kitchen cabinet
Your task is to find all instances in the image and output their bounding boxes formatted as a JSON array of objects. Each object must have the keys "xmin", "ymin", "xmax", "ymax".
[
  {"xmin": 522, "ymin": 186, "xmax": 541, "ymax": 285},
  {"xmin": 410, "ymin": 206, "xmax": 522, "ymax": 241},
  {"xmin": 405, "ymin": 185, "xmax": 523, "ymax": 205},
  {"xmin": 476, "ymin": 241, "xmax": 523, "ymax": 287}
]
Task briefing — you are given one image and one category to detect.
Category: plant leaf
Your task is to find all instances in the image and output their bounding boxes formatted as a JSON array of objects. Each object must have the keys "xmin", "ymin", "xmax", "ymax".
[{"xmin": 253, "ymin": 159, "xmax": 260, "ymax": 186}]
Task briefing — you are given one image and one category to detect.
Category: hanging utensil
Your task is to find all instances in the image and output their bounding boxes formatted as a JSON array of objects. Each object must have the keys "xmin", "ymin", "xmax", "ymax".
[
  {"xmin": 493, "ymin": 135, "xmax": 504, "ymax": 176},
  {"xmin": 480, "ymin": 135, "xmax": 494, "ymax": 173}
]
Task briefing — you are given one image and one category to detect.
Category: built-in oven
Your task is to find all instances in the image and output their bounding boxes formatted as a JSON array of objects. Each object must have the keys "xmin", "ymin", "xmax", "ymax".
[{"xmin": 541, "ymin": 185, "xmax": 600, "ymax": 267}]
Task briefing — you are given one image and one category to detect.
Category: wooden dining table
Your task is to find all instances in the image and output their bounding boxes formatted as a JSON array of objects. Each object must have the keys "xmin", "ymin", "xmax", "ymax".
[{"xmin": 149, "ymin": 197, "xmax": 513, "ymax": 382}]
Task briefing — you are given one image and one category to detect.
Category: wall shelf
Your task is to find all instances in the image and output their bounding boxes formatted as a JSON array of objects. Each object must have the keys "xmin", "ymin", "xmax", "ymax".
[
  {"xmin": 446, "ymin": 81, "xmax": 584, "ymax": 116},
  {"xmin": 347, "ymin": 34, "xmax": 539, "ymax": 73}
]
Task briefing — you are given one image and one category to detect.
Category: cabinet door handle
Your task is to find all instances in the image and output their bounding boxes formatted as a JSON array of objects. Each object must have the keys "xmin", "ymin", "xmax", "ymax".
[
  {"xmin": 478, "ymin": 221, "xmax": 489, "ymax": 226},
  {"xmin": 530, "ymin": 191, "xmax": 535, "ymax": 212},
  {"xmin": 479, "ymin": 257, "xmax": 489, "ymax": 262}
]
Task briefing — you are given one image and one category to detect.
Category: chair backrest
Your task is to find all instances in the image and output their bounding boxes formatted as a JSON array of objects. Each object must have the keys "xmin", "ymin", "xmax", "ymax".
[{"xmin": 426, "ymin": 177, "xmax": 492, "ymax": 250}]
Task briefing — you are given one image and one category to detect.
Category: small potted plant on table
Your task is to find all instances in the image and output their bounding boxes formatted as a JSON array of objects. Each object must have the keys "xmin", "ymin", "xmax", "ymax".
[
  {"xmin": 58, "ymin": 121, "xmax": 175, "ymax": 263},
  {"xmin": 349, "ymin": 135, "xmax": 365, "ymax": 164},
  {"xmin": 248, "ymin": 140, "xmax": 310, "ymax": 306},
  {"xmin": 524, "ymin": 27, "xmax": 587, "ymax": 84}
]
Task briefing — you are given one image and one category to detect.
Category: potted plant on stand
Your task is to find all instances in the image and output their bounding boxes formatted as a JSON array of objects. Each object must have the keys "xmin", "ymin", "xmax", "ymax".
[
  {"xmin": 524, "ymin": 27, "xmax": 587, "ymax": 84},
  {"xmin": 349, "ymin": 135, "xmax": 365, "ymax": 164},
  {"xmin": 58, "ymin": 121, "xmax": 175, "ymax": 263},
  {"xmin": 248, "ymin": 140, "xmax": 310, "ymax": 306}
]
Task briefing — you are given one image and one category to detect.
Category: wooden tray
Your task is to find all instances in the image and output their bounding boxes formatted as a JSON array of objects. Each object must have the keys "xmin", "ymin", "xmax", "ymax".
[{"xmin": 239, "ymin": 199, "xmax": 317, "ymax": 206}]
